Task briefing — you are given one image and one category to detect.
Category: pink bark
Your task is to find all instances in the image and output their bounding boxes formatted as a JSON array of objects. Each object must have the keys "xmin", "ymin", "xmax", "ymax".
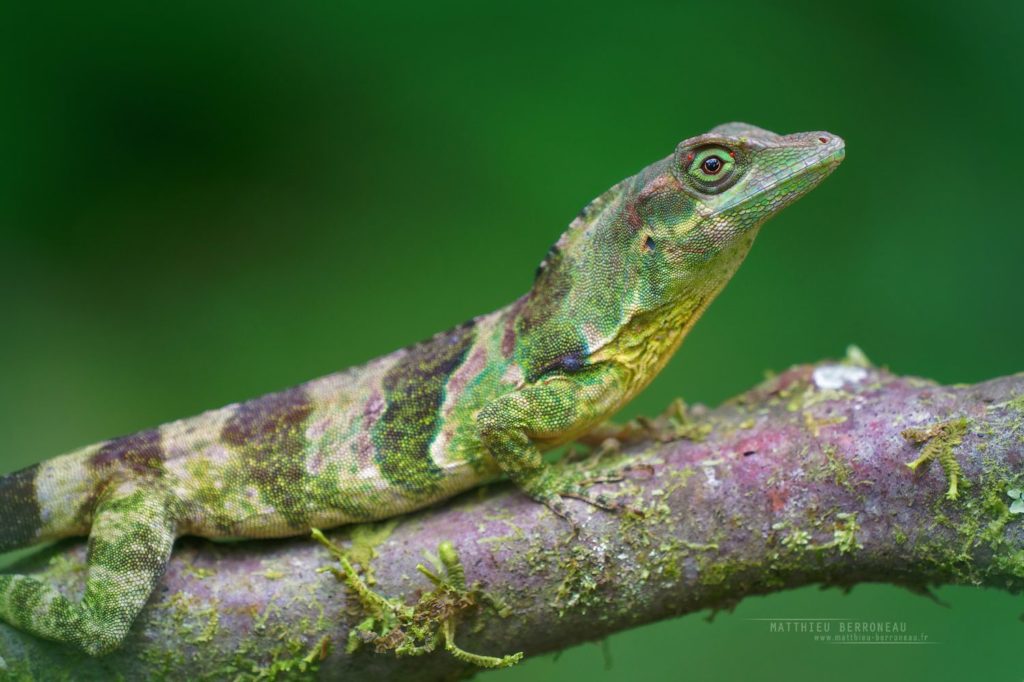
[{"xmin": 3, "ymin": 360, "xmax": 1023, "ymax": 680}]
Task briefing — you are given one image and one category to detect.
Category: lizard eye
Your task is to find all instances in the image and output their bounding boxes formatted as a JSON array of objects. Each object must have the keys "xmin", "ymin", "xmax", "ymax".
[
  {"xmin": 701, "ymin": 156, "xmax": 723, "ymax": 175},
  {"xmin": 684, "ymin": 145, "xmax": 739, "ymax": 193}
]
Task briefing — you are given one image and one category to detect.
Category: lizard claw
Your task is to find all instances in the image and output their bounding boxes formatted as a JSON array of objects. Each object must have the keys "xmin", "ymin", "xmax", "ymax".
[
  {"xmin": 521, "ymin": 465, "xmax": 648, "ymax": 532},
  {"xmin": 575, "ymin": 461, "xmax": 656, "ymax": 488},
  {"xmin": 559, "ymin": 489, "xmax": 648, "ymax": 519},
  {"xmin": 537, "ymin": 494, "xmax": 583, "ymax": 537}
]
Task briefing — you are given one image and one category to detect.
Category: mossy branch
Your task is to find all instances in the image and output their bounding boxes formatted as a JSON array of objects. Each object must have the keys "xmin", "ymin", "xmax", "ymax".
[{"xmin": 3, "ymin": 358, "xmax": 1024, "ymax": 680}]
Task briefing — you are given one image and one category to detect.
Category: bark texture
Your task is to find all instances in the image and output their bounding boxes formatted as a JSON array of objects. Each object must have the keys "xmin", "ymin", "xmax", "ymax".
[{"xmin": 3, "ymin": 359, "xmax": 1024, "ymax": 680}]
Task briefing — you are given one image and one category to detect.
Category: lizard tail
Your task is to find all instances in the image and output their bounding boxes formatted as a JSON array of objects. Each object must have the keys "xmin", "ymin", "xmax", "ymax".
[
  {"xmin": 0, "ymin": 450, "xmax": 99, "ymax": 553},
  {"xmin": 0, "ymin": 463, "xmax": 47, "ymax": 552}
]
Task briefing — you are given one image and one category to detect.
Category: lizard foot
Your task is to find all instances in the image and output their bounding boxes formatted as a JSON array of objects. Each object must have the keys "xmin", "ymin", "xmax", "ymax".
[{"xmin": 521, "ymin": 470, "xmax": 646, "ymax": 535}]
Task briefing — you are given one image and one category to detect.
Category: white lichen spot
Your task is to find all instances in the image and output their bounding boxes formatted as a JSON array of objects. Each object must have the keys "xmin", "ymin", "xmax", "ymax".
[{"xmin": 813, "ymin": 364, "xmax": 868, "ymax": 390}]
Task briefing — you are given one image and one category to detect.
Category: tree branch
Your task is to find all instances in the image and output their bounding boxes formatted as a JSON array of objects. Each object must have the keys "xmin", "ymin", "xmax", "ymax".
[{"xmin": 4, "ymin": 359, "xmax": 1024, "ymax": 680}]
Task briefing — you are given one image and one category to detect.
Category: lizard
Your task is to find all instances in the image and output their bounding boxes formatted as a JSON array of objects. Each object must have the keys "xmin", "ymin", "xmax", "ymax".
[{"xmin": 0, "ymin": 122, "xmax": 844, "ymax": 656}]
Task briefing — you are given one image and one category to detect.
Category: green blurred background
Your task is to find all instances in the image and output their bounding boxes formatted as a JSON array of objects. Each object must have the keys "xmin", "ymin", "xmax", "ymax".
[{"xmin": 1, "ymin": 1, "xmax": 1022, "ymax": 679}]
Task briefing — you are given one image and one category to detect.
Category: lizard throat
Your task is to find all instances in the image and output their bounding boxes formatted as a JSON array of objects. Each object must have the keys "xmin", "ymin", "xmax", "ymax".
[{"xmin": 589, "ymin": 292, "xmax": 712, "ymax": 403}]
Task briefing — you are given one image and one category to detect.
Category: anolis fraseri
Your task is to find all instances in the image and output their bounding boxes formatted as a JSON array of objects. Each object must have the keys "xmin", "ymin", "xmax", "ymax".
[{"xmin": 0, "ymin": 123, "xmax": 844, "ymax": 655}]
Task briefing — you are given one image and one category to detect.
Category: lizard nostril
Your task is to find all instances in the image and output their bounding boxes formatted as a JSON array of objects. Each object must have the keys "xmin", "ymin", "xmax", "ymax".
[{"xmin": 818, "ymin": 136, "xmax": 829, "ymax": 144}]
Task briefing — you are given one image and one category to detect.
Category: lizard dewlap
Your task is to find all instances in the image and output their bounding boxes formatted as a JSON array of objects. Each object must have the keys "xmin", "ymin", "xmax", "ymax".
[{"xmin": 0, "ymin": 123, "xmax": 844, "ymax": 655}]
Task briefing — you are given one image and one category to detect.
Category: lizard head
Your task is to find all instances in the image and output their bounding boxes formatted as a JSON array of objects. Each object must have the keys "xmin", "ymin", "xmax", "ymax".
[
  {"xmin": 634, "ymin": 122, "xmax": 846, "ymax": 301},
  {"xmin": 518, "ymin": 123, "xmax": 844, "ymax": 380}
]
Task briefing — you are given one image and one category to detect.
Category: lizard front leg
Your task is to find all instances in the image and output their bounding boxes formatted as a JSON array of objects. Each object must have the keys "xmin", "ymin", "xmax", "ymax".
[
  {"xmin": 0, "ymin": 481, "xmax": 177, "ymax": 656},
  {"xmin": 477, "ymin": 364, "xmax": 631, "ymax": 524}
]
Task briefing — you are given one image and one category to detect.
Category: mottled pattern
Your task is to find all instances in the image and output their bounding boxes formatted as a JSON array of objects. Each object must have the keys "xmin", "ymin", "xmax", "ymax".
[
  {"xmin": 90, "ymin": 429, "xmax": 165, "ymax": 474},
  {"xmin": 221, "ymin": 387, "xmax": 315, "ymax": 527},
  {"xmin": 0, "ymin": 123, "xmax": 844, "ymax": 656},
  {"xmin": 374, "ymin": 322, "xmax": 476, "ymax": 494}
]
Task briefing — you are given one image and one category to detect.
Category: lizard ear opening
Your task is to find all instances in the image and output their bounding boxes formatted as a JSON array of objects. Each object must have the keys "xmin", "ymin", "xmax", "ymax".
[{"xmin": 643, "ymin": 235, "xmax": 656, "ymax": 252}]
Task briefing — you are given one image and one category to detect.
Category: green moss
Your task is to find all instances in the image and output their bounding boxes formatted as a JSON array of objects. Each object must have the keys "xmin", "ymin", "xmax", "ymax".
[
  {"xmin": 781, "ymin": 529, "xmax": 812, "ymax": 549},
  {"xmin": 673, "ymin": 422, "xmax": 713, "ymax": 442},
  {"xmin": 843, "ymin": 345, "xmax": 873, "ymax": 367},
  {"xmin": 693, "ymin": 554, "xmax": 785, "ymax": 597},
  {"xmin": 1002, "ymin": 392, "xmax": 1024, "ymax": 416},
  {"xmin": 903, "ymin": 417, "xmax": 970, "ymax": 500},
  {"xmin": 193, "ymin": 603, "xmax": 222, "ymax": 644},
  {"xmin": 660, "ymin": 551, "xmax": 681, "ymax": 580},
  {"xmin": 803, "ymin": 412, "xmax": 847, "ymax": 438},
  {"xmin": 892, "ymin": 527, "xmax": 908, "ymax": 545},
  {"xmin": 821, "ymin": 444, "xmax": 853, "ymax": 490},
  {"xmin": 477, "ymin": 510, "xmax": 526, "ymax": 547},
  {"xmin": 698, "ymin": 561, "xmax": 731, "ymax": 587},
  {"xmin": 894, "ymin": 447, "xmax": 1024, "ymax": 590},
  {"xmin": 182, "ymin": 563, "xmax": 216, "ymax": 580},
  {"xmin": 784, "ymin": 388, "xmax": 810, "ymax": 413},
  {"xmin": 250, "ymin": 635, "xmax": 331, "ymax": 680},
  {"xmin": 663, "ymin": 467, "xmax": 696, "ymax": 498},
  {"xmin": 808, "ymin": 512, "xmax": 862, "ymax": 554},
  {"xmin": 313, "ymin": 530, "xmax": 521, "ymax": 669},
  {"xmin": 623, "ymin": 398, "xmax": 714, "ymax": 443},
  {"xmin": 991, "ymin": 550, "xmax": 1024, "ymax": 584},
  {"xmin": 343, "ymin": 519, "xmax": 399, "ymax": 586},
  {"xmin": 552, "ymin": 544, "xmax": 604, "ymax": 617}
]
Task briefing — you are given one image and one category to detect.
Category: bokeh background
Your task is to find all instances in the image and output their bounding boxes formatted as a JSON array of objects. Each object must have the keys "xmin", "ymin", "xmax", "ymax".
[{"xmin": 1, "ymin": 1, "xmax": 1022, "ymax": 679}]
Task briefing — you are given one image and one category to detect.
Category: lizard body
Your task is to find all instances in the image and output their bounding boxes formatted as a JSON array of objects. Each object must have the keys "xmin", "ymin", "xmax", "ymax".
[{"xmin": 0, "ymin": 123, "xmax": 844, "ymax": 655}]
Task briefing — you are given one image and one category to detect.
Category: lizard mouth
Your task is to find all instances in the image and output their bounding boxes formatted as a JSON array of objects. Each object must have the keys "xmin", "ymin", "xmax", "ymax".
[
  {"xmin": 778, "ymin": 134, "xmax": 847, "ymax": 185},
  {"xmin": 710, "ymin": 134, "xmax": 845, "ymax": 218}
]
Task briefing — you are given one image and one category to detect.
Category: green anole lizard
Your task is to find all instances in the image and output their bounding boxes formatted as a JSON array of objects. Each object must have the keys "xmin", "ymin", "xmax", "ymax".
[{"xmin": 0, "ymin": 123, "xmax": 844, "ymax": 656}]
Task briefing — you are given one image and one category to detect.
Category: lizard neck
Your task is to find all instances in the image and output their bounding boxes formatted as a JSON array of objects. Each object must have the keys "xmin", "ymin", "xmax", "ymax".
[{"xmin": 587, "ymin": 289, "xmax": 714, "ymax": 403}]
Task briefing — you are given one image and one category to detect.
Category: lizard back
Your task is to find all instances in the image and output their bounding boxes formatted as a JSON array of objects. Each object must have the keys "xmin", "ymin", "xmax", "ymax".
[{"xmin": 0, "ymin": 303, "xmax": 523, "ymax": 546}]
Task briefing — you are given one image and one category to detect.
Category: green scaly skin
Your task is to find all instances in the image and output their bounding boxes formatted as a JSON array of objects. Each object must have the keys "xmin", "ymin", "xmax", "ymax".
[{"xmin": 0, "ymin": 123, "xmax": 844, "ymax": 656}]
